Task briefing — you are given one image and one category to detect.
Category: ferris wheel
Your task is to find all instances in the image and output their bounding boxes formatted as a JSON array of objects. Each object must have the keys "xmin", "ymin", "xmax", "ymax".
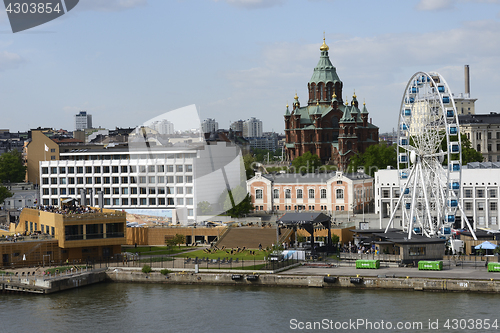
[{"xmin": 385, "ymin": 72, "xmax": 476, "ymax": 239}]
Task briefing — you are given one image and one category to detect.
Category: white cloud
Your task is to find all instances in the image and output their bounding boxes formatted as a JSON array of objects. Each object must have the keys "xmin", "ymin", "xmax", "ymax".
[
  {"xmin": 416, "ymin": 0, "xmax": 454, "ymax": 11},
  {"xmin": 216, "ymin": 0, "xmax": 284, "ymax": 9},
  {"xmin": 0, "ymin": 51, "xmax": 25, "ymax": 72},
  {"xmin": 77, "ymin": 0, "xmax": 148, "ymax": 12}
]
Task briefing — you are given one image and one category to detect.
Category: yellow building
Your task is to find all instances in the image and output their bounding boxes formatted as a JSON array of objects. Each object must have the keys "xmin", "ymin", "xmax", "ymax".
[{"xmin": 9, "ymin": 207, "xmax": 126, "ymax": 263}]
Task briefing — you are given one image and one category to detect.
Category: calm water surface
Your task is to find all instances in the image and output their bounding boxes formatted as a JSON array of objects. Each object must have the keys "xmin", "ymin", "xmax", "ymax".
[{"xmin": 1, "ymin": 282, "xmax": 498, "ymax": 332}]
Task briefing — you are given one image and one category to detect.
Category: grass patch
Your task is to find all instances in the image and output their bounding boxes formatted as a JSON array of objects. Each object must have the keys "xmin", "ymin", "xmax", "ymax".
[
  {"xmin": 123, "ymin": 246, "xmax": 196, "ymax": 256},
  {"xmin": 0, "ymin": 271, "xmax": 13, "ymax": 275},
  {"xmin": 138, "ymin": 257, "xmax": 174, "ymax": 263},
  {"xmin": 176, "ymin": 249, "xmax": 266, "ymax": 260}
]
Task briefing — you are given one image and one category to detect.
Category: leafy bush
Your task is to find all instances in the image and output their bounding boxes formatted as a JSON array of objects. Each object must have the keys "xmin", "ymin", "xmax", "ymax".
[
  {"xmin": 160, "ymin": 269, "xmax": 171, "ymax": 275},
  {"xmin": 142, "ymin": 265, "xmax": 152, "ymax": 273}
]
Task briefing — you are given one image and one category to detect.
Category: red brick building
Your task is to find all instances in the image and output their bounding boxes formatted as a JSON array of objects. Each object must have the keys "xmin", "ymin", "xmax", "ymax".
[{"xmin": 284, "ymin": 38, "xmax": 379, "ymax": 170}]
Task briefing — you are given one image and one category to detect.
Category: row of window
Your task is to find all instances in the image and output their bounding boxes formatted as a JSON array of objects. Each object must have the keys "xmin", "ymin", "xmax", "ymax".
[
  {"xmin": 42, "ymin": 164, "xmax": 193, "ymax": 175},
  {"xmin": 25, "ymin": 221, "xmax": 55, "ymax": 236},
  {"xmin": 382, "ymin": 188, "xmax": 498, "ymax": 199},
  {"xmin": 464, "ymin": 201, "xmax": 497, "ymax": 211},
  {"xmin": 60, "ymin": 153, "xmax": 197, "ymax": 161},
  {"xmin": 257, "ymin": 188, "xmax": 344, "ymax": 200},
  {"xmin": 42, "ymin": 175, "xmax": 193, "ymax": 185},
  {"xmin": 42, "ymin": 186, "xmax": 193, "ymax": 197}
]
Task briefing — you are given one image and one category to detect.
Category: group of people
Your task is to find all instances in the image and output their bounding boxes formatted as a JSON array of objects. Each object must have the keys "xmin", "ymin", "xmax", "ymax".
[
  {"xmin": 38, "ymin": 205, "xmax": 99, "ymax": 215},
  {"xmin": 340, "ymin": 244, "xmax": 374, "ymax": 254}
]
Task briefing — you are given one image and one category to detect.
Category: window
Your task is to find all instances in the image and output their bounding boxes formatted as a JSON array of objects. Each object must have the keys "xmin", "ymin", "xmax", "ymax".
[
  {"xmin": 478, "ymin": 216, "xmax": 485, "ymax": 225},
  {"xmin": 51, "ymin": 156, "xmax": 55, "ymax": 160},
  {"xmin": 477, "ymin": 189, "xmax": 485, "ymax": 198},
  {"xmin": 321, "ymin": 189, "xmax": 327, "ymax": 199},
  {"xmin": 186, "ymin": 165, "xmax": 192, "ymax": 172},
  {"xmin": 43, "ymin": 188, "xmax": 49, "ymax": 195},
  {"xmin": 148, "ymin": 165, "xmax": 155, "ymax": 173},
  {"xmin": 158, "ymin": 198, "xmax": 165, "ymax": 205},
  {"xmin": 131, "ymin": 187, "xmax": 137, "ymax": 194},
  {"xmin": 104, "ymin": 188, "xmax": 110, "ymax": 194},
  {"xmin": 167, "ymin": 176, "xmax": 174, "ymax": 183},
  {"xmin": 149, "ymin": 176, "xmax": 156, "ymax": 183},
  {"xmin": 176, "ymin": 176, "xmax": 184, "ymax": 183},
  {"xmin": 68, "ymin": 177, "xmax": 75, "ymax": 184},
  {"xmin": 50, "ymin": 148, "xmax": 55, "ymax": 153},
  {"xmin": 158, "ymin": 187, "xmax": 165, "ymax": 194},
  {"xmin": 60, "ymin": 188, "xmax": 66, "ymax": 195},
  {"xmin": 103, "ymin": 166, "xmax": 110, "ymax": 173},
  {"xmin": 122, "ymin": 198, "xmax": 128, "ymax": 205},
  {"xmin": 157, "ymin": 165, "xmax": 164, "ymax": 172},
  {"xmin": 285, "ymin": 189, "xmax": 291, "ymax": 199},
  {"xmin": 42, "ymin": 178, "xmax": 49, "ymax": 184},
  {"xmin": 177, "ymin": 187, "xmax": 183, "ymax": 194},
  {"xmin": 167, "ymin": 187, "xmax": 174, "ymax": 194},
  {"xmin": 478, "ymin": 202, "xmax": 484, "ymax": 211},
  {"xmin": 465, "ymin": 189, "xmax": 472, "ymax": 198},
  {"xmin": 336, "ymin": 189, "xmax": 344, "ymax": 199},
  {"xmin": 122, "ymin": 188, "xmax": 129, "ymax": 195},
  {"xmin": 186, "ymin": 176, "xmax": 193, "ymax": 183},
  {"xmin": 273, "ymin": 189, "xmax": 279, "ymax": 199},
  {"xmin": 139, "ymin": 176, "xmax": 147, "ymax": 184},
  {"xmin": 121, "ymin": 166, "xmax": 128, "ymax": 173},
  {"xmin": 336, "ymin": 180, "xmax": 343, "ymax": 185},
  {"xmin": 130, "ymin": 176, "xmax": 137, "ymax": 183},
  {"xmin": 186, "ymin": 198, "xmax": 193, "ymax": 205},
  {"xmin": 167, "ymin": 165, "xmax": 174, "ymax": 172},
  {"xmin": 308, "ymin": 189, "xmax": 315, "ymax": 199},
  {"xmin": 157, "ymin": 176, "xmax": 164, "ymax": 183},
  {"xmin": 121, "ymin": 177, "xmax": 128, "ymax": 183},
  {"xmin": 256, "ymin": 189, "xmax": 263, "ymax": 199},
  {"xmin": 490, "ymin": 189, "xmax": 497, "ymax": 198},
  {"xmin": 77, "ymin": 167, "xmax": 83, "ymax": 173},
  {"xmin": 68, "ymin": 167, "xmax": 74, "ymax": 173},
  {"xmin": 297, "ymin": 189, "xmax": 303, "ymax": 199},
  {"xmin": 382, "ymin": 190, "xmax": 389, "ymax": 198},
  {"xmin": 113, "ymin": 188, "xmax": 120, "ymax": 194},
  {"xmin": 77, "ymin": 177, "xmax": 84, "ymax": 184},
  {"xmin": 409, "ymin": 247, "xmax": 426, "ymax": 256},
  {"xmin": 51, "ymin": 178, "xmax": 57, "ymax": 184},
  {"xmin": 177, "ymin": 198, "xmax": 184, "ymax": 205},
  {"xmin": 140, "ymin": 198, "xmax": 147, "ymax": 205},
  {"xmin": 491, "ymin": 202, "xmax": 497, "ymax": 211},
  {"xmin": 341, "ymin": 206, "xmax": 344, "ymax": 211},
  {"xmin": 140, "ymin": 187, "xmax": 147, "ymax": 194},
  {"xmin": 149, "ymin": 188, "xmax": 156, "ymax": 195},
  {"xmin": 112, "ymin": 177, "xmax": 119, "ymax": 184},
  {"xmin": 42, "ymin": 167, "xmax": 48, "ymax": 174},
  {"xmin": 59, "ymin": 167, "xmax": 66, "ymax": 173},
  {"xmin": 149, "ymin": 198, "xmax": 156, "ymax": 205},
  {"xmin": 51, "ymin": 188, "xmax": 57, "ymax": 195},
  {"xmin": 86, "ymin": 166, "xmax": 92, "ymax": 173},
  {"xmin": 103, "ymin": 177, "xmax": 110, "ymax": 184},
  {"xmin": 94, "ymin": 177, "xmax": 101, "ymax": 184},
  {"xmin": 130, "ymin": 166, "xmax": 137, "ymax": 173},
  {"xmin": 51, "ymin": 167, "xmax": 57, "ymax": 174},
  {"xmin": 186, "ymin": 187, "xmax": 193, "ymax": 194},
  {"xmin": 69, "ymin": 188, "xmax": 75, "ymax": 195},
  {"xmin": 131, "ymin": 198, "xmax": 138, "ymax": 205},
  {"xmin": 465, "ymin": 202, "xmax": 472, "ymax": 211},
  {"xmin": 167, "ymin": 198, "xmax": 174, "ymax": 205},
  {"xmin": 112, "ymin": 166, "xmax": 119, "ymax": 173}
]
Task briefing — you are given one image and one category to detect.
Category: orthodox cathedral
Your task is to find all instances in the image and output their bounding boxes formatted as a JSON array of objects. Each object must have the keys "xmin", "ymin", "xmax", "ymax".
[{"xmin": 284, "ymin": 38, "xmax": 379, "ymax": 170}]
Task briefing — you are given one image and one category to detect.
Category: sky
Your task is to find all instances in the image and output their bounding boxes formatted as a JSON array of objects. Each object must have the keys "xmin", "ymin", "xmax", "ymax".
[{"xmin": 1, "ymin": 0, "xmax": 500, "ymax": 134}]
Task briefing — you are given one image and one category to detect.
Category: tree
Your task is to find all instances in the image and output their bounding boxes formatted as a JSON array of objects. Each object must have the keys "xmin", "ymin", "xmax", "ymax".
[
  {"xmin": 197, "ymin": 201, "xmax": 213, "ymax": 215},
  {"xmin": 218, "ymin": 185, "xmax": 254, "ymax": 217},
  {"xmin": 291, "ymin": 151, "xmax": 321, "ymax": 173},
  {"xmin": 348, "ymin": 143, "xmax": 397, "ymax": 176},
  {"xmin": 243, "ymin": 154, "xmax": 256, "ymax": 179},
  {"xmin": 0, "ymin": 186, "xmax": 12, "ymax": 205},
  {"xmin": 459, "ymin": 134, "xmax": 483, "ymax": 165},
  {"xmin": 173, "ymin": 234, "xmax": 185, "ymax": 248},
  {"xmin": 0, "ymin": 150, "xmax": 26, "ymax": 183}
]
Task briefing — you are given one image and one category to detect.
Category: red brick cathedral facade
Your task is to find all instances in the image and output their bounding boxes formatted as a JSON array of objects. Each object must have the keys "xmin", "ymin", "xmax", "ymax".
[{"xmin": 284, "ymin": 38, "xmax": 379, "ymax": 170}]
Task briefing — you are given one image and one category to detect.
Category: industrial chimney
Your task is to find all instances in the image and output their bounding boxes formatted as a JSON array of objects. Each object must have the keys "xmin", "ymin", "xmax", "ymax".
[{"xmin": 464, "ymin": 65, "xmax": 470, "ymax": 98}]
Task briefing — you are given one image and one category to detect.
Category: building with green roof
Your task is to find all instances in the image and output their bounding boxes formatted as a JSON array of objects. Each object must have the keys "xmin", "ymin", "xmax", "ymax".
[{"xmin": 284, "ymin": 38, "xmax": 379, "ymax": 170}]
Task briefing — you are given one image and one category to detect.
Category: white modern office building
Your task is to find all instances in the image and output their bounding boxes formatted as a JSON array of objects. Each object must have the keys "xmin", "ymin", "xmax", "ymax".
[
  {"xmin": 243, "ymin": 117, "xmax": 263, "ymax": 138},
  {"xmin": 375, "ymin": 162, "xmax": 500, "ymax": 231},
  {"xmin": 39, "ymin": 142, "xmax": 245, "ymax": 225},
  {"xmin": 75, "ymin": 111, "xmax": 92, "ymax": 131},
  {"xmin": 201, "ymin": 118, "xmax": 219, "ymax": 134}
]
